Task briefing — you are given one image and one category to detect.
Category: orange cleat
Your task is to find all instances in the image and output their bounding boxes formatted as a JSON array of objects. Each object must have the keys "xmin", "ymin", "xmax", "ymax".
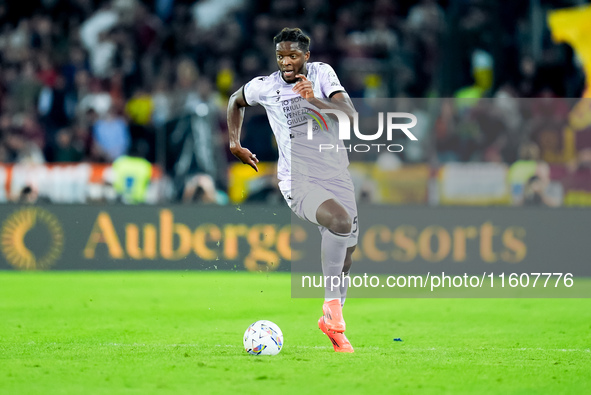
[
  {"xmin": 322, "ymin": 299, "xmax": 346, "ymax": 332},
  {"xmin": 318, "ymin": 317, "xmax": 354, "ymax": 353}
]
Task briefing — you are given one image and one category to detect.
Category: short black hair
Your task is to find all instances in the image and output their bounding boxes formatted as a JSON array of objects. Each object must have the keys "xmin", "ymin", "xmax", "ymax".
[{"xmin": 273, "ymin": 28, "xmax": 310, "ymax": 53}]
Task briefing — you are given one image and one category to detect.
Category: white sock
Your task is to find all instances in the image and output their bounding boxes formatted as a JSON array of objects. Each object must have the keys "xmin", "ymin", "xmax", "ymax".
[
  {"xmin": 321, "ymin": 230, "xmax": 349, "ymax": 300},
  {"xmin": 340, "ymin": 270, "xmax": 350, "ymax": 307}
]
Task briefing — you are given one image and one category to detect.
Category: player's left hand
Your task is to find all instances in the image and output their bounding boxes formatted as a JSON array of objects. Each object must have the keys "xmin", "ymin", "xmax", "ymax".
[
  {"xmin": 230, "ymin": 146, "xmax": 259, "ymax": 172},
  {"xmin": 293, "ymin": 74, "xmax": 315, "ymax": 100}
]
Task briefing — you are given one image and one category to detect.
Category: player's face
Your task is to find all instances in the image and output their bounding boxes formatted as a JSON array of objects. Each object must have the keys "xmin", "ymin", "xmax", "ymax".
[{"xmin": 276, "ymin": 41, "xmax": 310, "ymax": 83}]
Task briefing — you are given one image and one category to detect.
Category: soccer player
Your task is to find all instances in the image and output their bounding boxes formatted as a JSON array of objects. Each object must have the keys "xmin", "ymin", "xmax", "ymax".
[{"xmin": 227, "ymin": 28, "xmax": 358, "ymax": 353}]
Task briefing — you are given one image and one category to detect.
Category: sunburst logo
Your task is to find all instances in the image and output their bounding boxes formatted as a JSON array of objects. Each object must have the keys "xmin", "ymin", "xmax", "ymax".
[{"xmin": 1, "ymin": 207, "xmax": 64, "ymax": 270}]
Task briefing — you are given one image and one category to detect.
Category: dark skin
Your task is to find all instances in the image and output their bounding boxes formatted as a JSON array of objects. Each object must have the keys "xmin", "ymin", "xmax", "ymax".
[{"xmin": 227, "ymin": 40, "xmax": 357, "ymax": 263}]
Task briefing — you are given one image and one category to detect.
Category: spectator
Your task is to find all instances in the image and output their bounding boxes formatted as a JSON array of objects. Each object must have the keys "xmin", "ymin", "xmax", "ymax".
[
  {"xmin": 112, "ymin": 143, "xmax": 153, "ymax": 204},
  {"xmin": 61, "ymin": 46, "xmax": 89, "ymax": 91},
  {"xmin": 126, "ymin": 87, "xmax": 156, "ymax": 161},
  {"xmin": 4, "ymin": 131, "xmax": 45, "ymax": 164},
  {"xmin": 0, "ymin": 0, "xmax": 587, "ymax": 206},
  {"xmin": 10, "ymin": 61, "xmax": 42, "ymax": 113},
  {"xmin": 77, "ymin": 78, "xmax": 112, "ymax": 118},
  {"xmin": 523, "ymin": 175, "xmax": 558, "ymax": 207},
  {"xmin": 53, "ymin": 128, "xmax": 85, "ymax": 162},
  {"xmin": 125, "ymin": 87, "xmax": 154, "ymax": 127},
  {"xmin": 79, "ymin": 2, "xmax": 119, "ymax": 77},
  {"xmin": 182, "ymin": 173, "xmax": 228, "ymax": 205},
  {"xmin": 38, "ymin": 74, "xmax": 76, "ymax": 149},
  {"xmin": 92, "ymin": 106, "xmax": 130, "ymax": 162},
  {"xmin": 18, "ymin": 185, "xmax": 40, "ymax": 204},
  {"xmin": 151, "ymin": 78, "xmax": 171, "ymax": 128}
]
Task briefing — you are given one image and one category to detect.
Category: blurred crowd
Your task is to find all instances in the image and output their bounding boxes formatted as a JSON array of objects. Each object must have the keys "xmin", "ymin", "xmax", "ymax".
[{"xmin": 0, "ymin": 0, "xmax": 589, "ymax": 204}]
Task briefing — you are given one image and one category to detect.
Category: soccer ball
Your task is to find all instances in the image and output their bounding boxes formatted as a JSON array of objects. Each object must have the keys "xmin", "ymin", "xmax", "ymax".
[{"xmin": 243, "ymin": 320, "xmax": 283, "ymax": 356}]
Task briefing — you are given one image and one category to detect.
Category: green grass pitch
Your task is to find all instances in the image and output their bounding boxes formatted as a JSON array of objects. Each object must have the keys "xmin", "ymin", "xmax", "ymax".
[{"xmin": 1, "ymin": 271, "xmax": 590, "ymax": 394}]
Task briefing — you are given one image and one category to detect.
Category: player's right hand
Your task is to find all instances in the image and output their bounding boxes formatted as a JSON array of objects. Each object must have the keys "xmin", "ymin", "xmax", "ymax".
[{"xmin": 231, "ymin": 146, "xmax": 259, "ymax": 172}]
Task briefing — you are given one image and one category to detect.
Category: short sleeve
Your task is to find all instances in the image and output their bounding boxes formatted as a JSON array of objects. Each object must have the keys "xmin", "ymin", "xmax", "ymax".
[
  {"xmin": 243, "ymin": 76, "xmax": 266, "ymax": 106},
  {"xmin": 318, "ymin": 64, "xmax": 346, "ymax": 98}
]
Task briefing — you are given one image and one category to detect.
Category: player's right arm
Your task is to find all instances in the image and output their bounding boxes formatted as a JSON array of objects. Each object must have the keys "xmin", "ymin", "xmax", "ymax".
[{"xmin": 227, "ymin": 87, "xmax": 259, "ymax": 172}]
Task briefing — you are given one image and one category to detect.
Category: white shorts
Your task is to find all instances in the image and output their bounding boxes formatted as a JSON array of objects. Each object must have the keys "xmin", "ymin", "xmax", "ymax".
[{"xmin": 279, "ymin": 171, "xmax": 359, "ymax": 248}]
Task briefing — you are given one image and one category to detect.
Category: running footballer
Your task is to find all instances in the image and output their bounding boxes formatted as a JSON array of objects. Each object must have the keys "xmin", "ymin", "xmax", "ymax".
[{"xmin": 227, "ymin": 28, "xmax": 358, "ymax": 353}]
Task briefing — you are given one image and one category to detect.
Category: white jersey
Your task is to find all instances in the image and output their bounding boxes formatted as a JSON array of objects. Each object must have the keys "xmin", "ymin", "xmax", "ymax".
[{"xmin": 243, "ymin": 62, "xmax": 349, "ymax": 183}]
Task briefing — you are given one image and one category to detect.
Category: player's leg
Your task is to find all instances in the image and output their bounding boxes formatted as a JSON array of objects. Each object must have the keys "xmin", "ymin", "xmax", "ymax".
[
  {"xmin": 318, "ymin": 315, "xmax": 354, "ymax": 353},
  {"xmin": 320, "ymin": 171, "xmax": 359, "ymax": 308},
  {"xmin": 318, "ymin": 244, "xmax": 356, "ymax": 353},
  {"xmin": 316, "ymin": 198, "xmax": 353, "ymax": 234},
  {"xmin": 341, "ymin": 245, "xmax": 355, "ymax": 307},
  {"xmin": 316, "ymin": 197, "xmax": 351, "ymax": 296},
  {"xmin": 314, "ymin": 198, "xmax": 351, "ymax": 333},
  {"xmin": 284, "ymin": 182, "xmax": 351, "ymax": 309},
  {"xmin": 284, "ymin": 178, "xmax": 355, "ymax": 350}
]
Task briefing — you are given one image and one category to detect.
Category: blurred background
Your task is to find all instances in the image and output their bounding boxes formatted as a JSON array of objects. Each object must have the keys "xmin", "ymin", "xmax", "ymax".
[{"xmin": 1, "ymin": 0, "xmax": 591, "ymax": 207}]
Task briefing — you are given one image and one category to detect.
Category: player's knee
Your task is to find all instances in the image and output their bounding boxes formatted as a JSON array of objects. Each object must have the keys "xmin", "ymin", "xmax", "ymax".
[{"xmin": 328, "ymin": 213, "xmax": 352, "ymax": 235}]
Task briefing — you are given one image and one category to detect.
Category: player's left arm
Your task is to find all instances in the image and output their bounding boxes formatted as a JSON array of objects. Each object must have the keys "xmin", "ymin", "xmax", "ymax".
[
  {"xmin": 293, "ymin": 74, "xmax": 356, "ymax": 120},
  {"xmin": 227, "ymin": 87, "xmax": 259, "ymax": 172}
]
